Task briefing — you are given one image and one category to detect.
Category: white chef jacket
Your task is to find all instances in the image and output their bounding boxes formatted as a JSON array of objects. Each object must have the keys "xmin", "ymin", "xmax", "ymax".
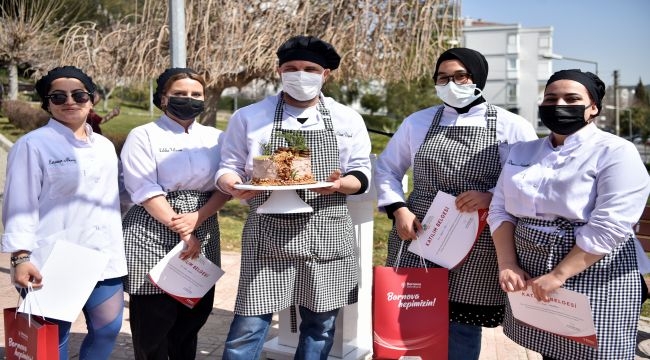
[
  {"xmin": 375, "ymin": 103, "xmax": 538, "ymax": 208},
  {"xmin": 1, "ymin": 120, "xmax": 127, "ymax": 279},
  {"xmin": 121, "ymin": 115, "xmax": 223, "ymax": 204},
  {"xmin": 216, "ymin": 93, "xmax": 372, "ymax": 184},
  {"xmin": 488, "ymin": 123, "xmax": 650, "ymax": 255}
]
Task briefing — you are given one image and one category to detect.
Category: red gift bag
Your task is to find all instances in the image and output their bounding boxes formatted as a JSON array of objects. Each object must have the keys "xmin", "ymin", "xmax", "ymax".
[
  {"xmin": 4, "ymin": 307, "xmax": 59, "ymax": 360},
  {"xmin": 372, "ymin": 266, "xmax": 449, "ymax": 360}
]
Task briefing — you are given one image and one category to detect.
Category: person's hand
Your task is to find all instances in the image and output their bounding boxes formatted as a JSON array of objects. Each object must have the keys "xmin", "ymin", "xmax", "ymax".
[
  {"xmin": 528, "ymin": 273, "xmax": 565, "ymax": 302},
  {"xmin": 393, "ymin": 207, "xmax": 423, "ymax": 241},
  {"xmin": 13, "ymin": 262, "xmax": 43, "ymax": 289},
  {"xmin": 179, "ymin": 235, "xmax": 201, "ymax": 260},
  {"xmin": 455, "ymin": 190, "xmax": 492, "ymax": 213},
  {"xmin": 218, "ymin": 174, "xmax": 261, "ymax": 200},
  {"xmin": 169, "ymin": 211, "xmax": 199, "ymax": 237},
  {"xmin": 498, "ymin": 262, "xmax": 529, "ymax": 292},
  {"xmin": 311, "ymin": 169, "xmax": 342, "ymax": 195}
]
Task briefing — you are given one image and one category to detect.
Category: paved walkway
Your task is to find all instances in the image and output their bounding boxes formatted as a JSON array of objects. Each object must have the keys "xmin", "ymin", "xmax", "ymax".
[{"xmin": 0, "ymin": 133, "xmax": 648, "ymax": 359}]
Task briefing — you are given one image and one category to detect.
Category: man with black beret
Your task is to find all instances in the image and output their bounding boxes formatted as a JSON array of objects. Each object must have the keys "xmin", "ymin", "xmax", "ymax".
[{"xmin": 216, "ymin": 35, "xmax": 371, "ymax": 359}]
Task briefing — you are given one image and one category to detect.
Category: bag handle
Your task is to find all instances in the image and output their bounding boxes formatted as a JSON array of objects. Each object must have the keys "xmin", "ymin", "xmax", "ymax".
[
  {"xmin": 15, "ymin": 284, "xmax": 47, "ymax": 328},
  {"xmin": 395, "ymin": 241, "xmax": 428, "ymax": 272}
]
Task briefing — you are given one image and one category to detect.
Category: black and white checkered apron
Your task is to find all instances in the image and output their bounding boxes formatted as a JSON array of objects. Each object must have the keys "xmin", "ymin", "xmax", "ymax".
[
  {"xmin": 503, "ymin": 217, "xmax": 640, "ymax": 359},
  {"xmin": 234, "ymin": 95, "xmax": 358, "ymax": 316},
  {"xmin": 122, "ymin": 190, "xmax": 220, "ymax": 295},
  {"xmin": 385, "ymin": 104, "xmax": 505, "ymax": 327}
]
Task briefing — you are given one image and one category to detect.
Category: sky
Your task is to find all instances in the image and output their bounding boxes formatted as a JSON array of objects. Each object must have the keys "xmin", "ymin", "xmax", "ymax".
[{"xmin": 461, "ymin": 0, "xmax": 650, "ymax": 87}]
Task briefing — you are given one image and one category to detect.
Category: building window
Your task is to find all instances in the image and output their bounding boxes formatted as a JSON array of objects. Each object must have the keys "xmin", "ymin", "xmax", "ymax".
[
  {"xmin": 507, "ymin": 33, "xmax": 518, "ymax": 53},
  {"xmin": 506, "ymin": 83, "xmax": 517, "ymax": 103},
  {"xmin": 507, "ymin": 58, "xmax": 518, "ymax": 71}
]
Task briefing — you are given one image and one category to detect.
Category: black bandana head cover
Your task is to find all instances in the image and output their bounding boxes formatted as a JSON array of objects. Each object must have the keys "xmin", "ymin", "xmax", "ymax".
[
  {"xmin": 433, "ymin": 48, "xmax": 489, "ymax": 90},
  {"xmin": 277, "ymin": 35, "xmax": 341, "ymax": 70},
  {"xmin": 35, "ymin": 66, "xmax": 96, "ymax": 111},
  {"xmin": 546, "ymin": 69, "xmax": 606, "ymax": 115},
  {"xmin": 153, "ymin": 67, "xmax": 200, "ymax": 109}
]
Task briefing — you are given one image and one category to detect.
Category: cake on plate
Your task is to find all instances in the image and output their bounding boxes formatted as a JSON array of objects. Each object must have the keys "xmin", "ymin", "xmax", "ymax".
[{"xmin": 251, "ymin": 133, "xmax": 316, "ymax": 186}]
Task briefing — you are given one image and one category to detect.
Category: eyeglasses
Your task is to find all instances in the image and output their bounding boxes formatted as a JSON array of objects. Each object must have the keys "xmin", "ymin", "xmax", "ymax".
[
  {"xmin": 435, "ymin": 72, "xmax": 472, "ymax": 85},
  {"xmin": 46, "ymin": 92, "xmax": 92, "ymax": 105}
]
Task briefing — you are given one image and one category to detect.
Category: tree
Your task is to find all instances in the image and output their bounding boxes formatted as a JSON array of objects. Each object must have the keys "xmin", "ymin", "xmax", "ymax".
[
  {"xmin": 385, "ymin": 76, "xmax": 441, "ymax": 121},
  {"xmin": 57, "ymin": 0, "xmax": 460, "ymax": 125},
  {"xmin": 0, "ymin": 0, "xmax": 62, "ymax": 99},
  {"xmin": 360, "ymin": 93, "xmax": 384, "ymax": 115},
  {"xmin": 633, "ymin": 78, "xmax": 649, "ymax": 107}
]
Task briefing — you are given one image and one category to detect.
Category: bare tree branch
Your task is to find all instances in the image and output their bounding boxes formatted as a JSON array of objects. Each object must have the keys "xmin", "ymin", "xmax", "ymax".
[{"xmin": 56, "ymin": 0, "xmax": 460, "ymax": 124}]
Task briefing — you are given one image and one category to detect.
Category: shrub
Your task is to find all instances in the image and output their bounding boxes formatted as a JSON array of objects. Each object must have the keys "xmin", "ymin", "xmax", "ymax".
[
  {"xmin": 112, "ymin": 84, "xmax": 150, "ymax": 110},
  {"xmin": 218, "ymin": 95, "xmax": 258, "ymax": 112},
  {"xmin": 360, "ymin": 93, "xmax": 384, "ymax": 115},
  {"xmin": 1, "ymin": 100, "xmax": 49, "ymax": 131}
]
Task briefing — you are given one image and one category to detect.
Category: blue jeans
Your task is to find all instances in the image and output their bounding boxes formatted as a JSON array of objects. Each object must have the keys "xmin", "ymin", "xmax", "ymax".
[
  {"xmin": 48, "ymin": 277, "xmax": 124, "ymax": 360},
  {"xmin": 448, "ymin": 322, "xmax": 482, "ymax": 360},
  {"xmin": 222, "ymin": 306, "xmax": 339, "ymax": 360}
]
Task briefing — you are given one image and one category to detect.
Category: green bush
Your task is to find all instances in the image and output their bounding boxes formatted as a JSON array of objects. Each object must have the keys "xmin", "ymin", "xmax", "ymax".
[
  {"xmin": 360, "ymin": 93, "xmax": 384, "ymax": 115},
  {"xmin": 218, "ymin": 95, "xmax": 258, "ymax": 112},
  {"xmin": 1, "ymin": 100, "xmax": 49, "ymax": 131},
  {"xmin": 112, "ymin": 83, "xmax": 150, "ymax": 110}
]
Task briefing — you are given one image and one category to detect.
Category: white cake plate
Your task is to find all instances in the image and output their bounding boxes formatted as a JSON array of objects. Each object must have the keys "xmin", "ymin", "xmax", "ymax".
[{"xmin": 233, "ymin": 182, "xmax": 334, "ymax": 214}]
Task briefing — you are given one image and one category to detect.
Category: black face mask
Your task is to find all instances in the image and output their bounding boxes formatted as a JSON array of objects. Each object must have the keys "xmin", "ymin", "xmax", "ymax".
[
  {"xmin": 538, "ymin": 105, "xmax": 588, "ymax": 135},
  {"xmin": 166, "ymin": 96, "xmax": 204, "ymax": 120}
]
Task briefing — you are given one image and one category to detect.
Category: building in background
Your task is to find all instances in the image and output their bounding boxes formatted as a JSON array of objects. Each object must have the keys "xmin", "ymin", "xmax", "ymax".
[{"xmin": 461, "ymin": 18, "xmax": 554, "ymax": 133}]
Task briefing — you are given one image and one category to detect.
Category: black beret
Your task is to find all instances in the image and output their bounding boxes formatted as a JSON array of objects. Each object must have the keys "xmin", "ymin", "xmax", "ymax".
[
  {"xmin": 35, "ymin": 66, "xmax": 96, "ymax": 111},
  {"xmin": 433, "ymin": 48, "xmax": 489, "ymax": 90},
  {"xmin": 153, "ymin": 68, "xmax": 198, "ymax": 109},
  {"xmin": 546, "ymin": 69, "xmax": 606, "ymax": 115},
  {"xmin": 277, "ymin": 35, "xmax": 341, "ymax": 70}
]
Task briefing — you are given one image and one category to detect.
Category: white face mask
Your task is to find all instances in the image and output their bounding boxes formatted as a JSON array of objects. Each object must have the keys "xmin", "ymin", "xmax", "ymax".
[
  {"xmin": 435, "ymin": 82, "xmax": 483, "ymax": 108},
  {"xmin": 281, "ymin": 71, "xmax": 323, "ymax": 101}
]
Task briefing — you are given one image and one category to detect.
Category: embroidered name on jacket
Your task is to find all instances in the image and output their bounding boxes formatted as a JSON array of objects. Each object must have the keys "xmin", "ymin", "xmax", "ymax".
[
  {"xmin": 49, "ymin": 157, "xmax": 77, "ymax": 165},
  {"xmin": 159, "ymin": 147, "xmax": 183, "ymax": 153}
]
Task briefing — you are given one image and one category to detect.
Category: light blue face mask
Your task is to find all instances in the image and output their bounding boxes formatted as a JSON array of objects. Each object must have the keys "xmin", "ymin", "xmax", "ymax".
[{"xmin": 435, "ymin": 82, "xmax": 482, "ymax": 108}]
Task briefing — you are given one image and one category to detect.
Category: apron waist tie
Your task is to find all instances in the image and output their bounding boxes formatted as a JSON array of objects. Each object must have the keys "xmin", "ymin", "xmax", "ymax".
[{"xmin": 290, "ymin": 305, "xmax": 298, "ymax": 333}]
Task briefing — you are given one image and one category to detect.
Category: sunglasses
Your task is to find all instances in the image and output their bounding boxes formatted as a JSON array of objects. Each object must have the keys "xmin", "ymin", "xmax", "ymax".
[{"xmin": 46, "ymin": 92, "xmax": 92, "ymax": 105}]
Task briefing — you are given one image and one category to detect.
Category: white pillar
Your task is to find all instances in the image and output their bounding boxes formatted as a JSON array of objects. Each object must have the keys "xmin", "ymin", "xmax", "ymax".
[
  {"xmin": 262, "ymin": 155, "xmax": 377, "ymax": 359},
  {"xmin": 168, "ymin": 0, "xmax": 187, "ymax": 68}
]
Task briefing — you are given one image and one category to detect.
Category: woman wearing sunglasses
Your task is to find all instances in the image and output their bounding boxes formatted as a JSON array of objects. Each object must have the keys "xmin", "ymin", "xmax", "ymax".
[
  {"xmin": 120, "ymin": 67, "xmax": 230, "ymax": 359},
  {"xmin": 2, "ymin": 66, "xmax": 128, "ymax": 359}
]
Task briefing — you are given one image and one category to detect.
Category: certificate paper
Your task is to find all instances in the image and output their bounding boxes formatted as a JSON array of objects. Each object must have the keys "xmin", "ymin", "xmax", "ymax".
[
  {"xmin": 19, "ymin": 241, "xmax": 110, "ymax": 322},
  {"xmin": 147, "ymin": 242, "xmax": 225, "ymax": 308},
  {"xmin": 407, "ymin": 191, "xmax": 487, "ymax": 269},
  {"xmin": 508, "ymin": 288, "xmax": 598, "ymax": 348}
]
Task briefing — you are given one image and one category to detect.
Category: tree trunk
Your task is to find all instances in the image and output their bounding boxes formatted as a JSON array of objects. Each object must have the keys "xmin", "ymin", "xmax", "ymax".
[
  {"xmin": 8, "ymin": 62, "xmax": 19, "ymax": 100},
  {"xmin": 200, "ymin": 85, "xmax": 224, "ymax": 127}
]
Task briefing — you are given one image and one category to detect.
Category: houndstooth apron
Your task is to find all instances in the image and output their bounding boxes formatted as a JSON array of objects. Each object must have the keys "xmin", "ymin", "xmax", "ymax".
[
  {"xmin": 233, "ymin": 94, "xmax": 358, "ymax": 316},
  {"xmin": 385, "ymin": 104, "xmax": 505, "ymax": 327},
  {"xmin": 123, "ymin": 190, "xmax": 220, "ymax": 295},
  {"xmin": 503, "ymin": 217, "xmax": 640, "ymax": 360}
]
